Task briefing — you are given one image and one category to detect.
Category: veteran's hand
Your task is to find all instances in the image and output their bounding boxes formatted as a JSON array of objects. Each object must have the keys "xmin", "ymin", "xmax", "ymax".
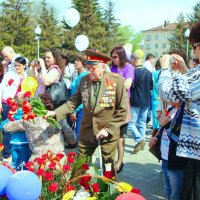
[
  {"xmin": 45, "ymin": 111, "xmax": 56, "ymax": 118},
  {"xmin": 96, "ymin": 129, "xmax": 109, "ymax": 140},
  {"xmin": 160, "ymin": 54, "xmax": 171, "ymax": 69},
  {"xmin": 171, "ymin": 54, "xmax": 188, "ymax": 74}
]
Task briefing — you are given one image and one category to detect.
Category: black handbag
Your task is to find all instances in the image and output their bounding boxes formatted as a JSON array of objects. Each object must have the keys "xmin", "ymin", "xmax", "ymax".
[
  {"xmin": 46, "ymin": 78, "xmax": 69, "ymax": 109},
  {"xmin": 149, "ymin": 128, "xmax": 162, "ymax": 161}
]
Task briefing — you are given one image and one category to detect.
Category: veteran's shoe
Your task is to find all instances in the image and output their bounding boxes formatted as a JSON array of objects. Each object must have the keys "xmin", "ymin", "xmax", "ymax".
[{"xmin": 133, "ymin": 140, "xmax": 146, "ymax": 154}]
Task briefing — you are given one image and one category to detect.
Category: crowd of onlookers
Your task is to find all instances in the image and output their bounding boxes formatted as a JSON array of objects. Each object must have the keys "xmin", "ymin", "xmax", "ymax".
[{"xmin": 0, "ymin": 21, "xmax": 200, "ymax": 200}]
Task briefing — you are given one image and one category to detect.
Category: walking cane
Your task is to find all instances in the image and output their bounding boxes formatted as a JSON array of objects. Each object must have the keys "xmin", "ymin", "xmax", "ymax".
[{"xmin": 97, "ymin": 138, "xmax": 103, "ymax": 176}]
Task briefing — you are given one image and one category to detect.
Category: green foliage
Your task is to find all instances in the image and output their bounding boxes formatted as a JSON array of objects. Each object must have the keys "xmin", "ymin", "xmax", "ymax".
[
  {"xmin": 187, "ymin": 1, "xmax": 200, "ymax": 26},
  {"xmin": 38, "ymin": 0, "xmax": 62, "ymax": 55},
  {"xmin": 117, "ymin": 25, "xmax": 143, "ymax": 52},
  {"xmin": 0, "ymin": 0, "xmax": 36, "ymax": 59},
  {"xmin": 168, "ymin": 12, "xmax": 188, "ymax": 53}
]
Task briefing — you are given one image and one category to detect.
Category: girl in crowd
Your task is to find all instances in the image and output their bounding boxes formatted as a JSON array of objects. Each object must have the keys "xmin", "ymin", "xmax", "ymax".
[
  {"xmin": 110, "ymin": 45, "xmax": 134, "ymax": 173},
  {"xmin": 70, "ymin": 53, "xmax": 88, "ymax": 147}
]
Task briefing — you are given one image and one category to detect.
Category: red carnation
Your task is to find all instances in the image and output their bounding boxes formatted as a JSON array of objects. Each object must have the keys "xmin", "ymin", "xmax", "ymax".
[
  {"xmin": 79, "ymin": 179, "xmax": 90, "ymax": 190},
  {"xmin": 25, "ymin": 161, "xmax": 34, "ymax": 168},
  {"xmin": 7, "ymin": 113, "xmax": 14, "ymax": 121},
  {"xmin": 48, "ymin": 182, "xmax": 58, "ymax": 193},
  {"xmin": 79, "ymin": 175, "xmax": 91, "ymax": 190},
  {"xmin": 131, "ymin": 187, "xmax": 141, "ymax": 194},
  {"xmin": 22, "ymin": 101, "xmax": 32, "ymax": 114},
  {"xmin": 67, "ymin": 152, "xmax": 76, "ymax": 157},
  {"xmin": 80, "ymin": 175, "xmax": 91, "ymax": 183},
  {"xmin": 48, "ymin": 162, "xmax": 56, "ymax": 170},
  {"xmin": 67, "ymin": 156, "xmax": 74, "ymax": 163},
  {"xmin": 66, "ymin": 184, "xmax": 75, "ymax": 191},
  {"xmin": 63, "ymin": 164, "xmax": 70, "ymax": 172},
  {"xmin": 37, "ymin": 168, "xmax": 45, "ymax": 176},
  {"xmin": 104, "ymin": 171, "xmax": 114, "ymax": 179},
  {"xmin": 56, "ymin": 153, "xmax": 65, "ymax": 160},
  {"xmin": 82, "ymin": 163, "xmax": 89, "ymax": 170},
  {"xmin": 24, "ymin": 91, "xmax": 32, "ymax": 98},
  {"xmin": 8, "ymin": 79, "xmax": 14, "ymax": 86},
  {"xmin": 34, "ymin": 157, "xmax": 45, "ymax": 165},
  {"xmin": 44, "ymin": 172, "xmax": 54, "ymax": 181},
  {"xmin": 7, "ymin": 97, "xmax": 13, "ymax": 105},
  {"xmin": 92, "ymin": 183, "xmax": 100, "ymax": 193},
  {"xmin": 27, "ymin": 167, "xmax": 34, "ymax": 172}
]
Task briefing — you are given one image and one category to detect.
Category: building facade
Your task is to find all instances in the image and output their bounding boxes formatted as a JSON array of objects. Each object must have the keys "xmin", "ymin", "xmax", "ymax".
[{"xmin": 142, "ymin": 22, "xmax": 177, "ymax": 58}]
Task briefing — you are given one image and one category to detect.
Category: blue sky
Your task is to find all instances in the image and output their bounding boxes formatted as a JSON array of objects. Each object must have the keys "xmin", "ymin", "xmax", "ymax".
[{"xmin": 47, "ymin": 0, "xmax": 198, "ymax": 32}]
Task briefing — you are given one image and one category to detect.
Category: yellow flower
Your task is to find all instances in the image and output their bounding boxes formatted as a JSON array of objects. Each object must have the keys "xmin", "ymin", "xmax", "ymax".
[
  {"xmin": 88, "ymin": 197, "xmax": 97, "ymax": 200},
  {"xmin": 62, "ymin": 190, "xmax": 75, "ymax": 200},
  {"xmin": 115, "ymin": 182, "xmax": 133, "ymax": 192}
]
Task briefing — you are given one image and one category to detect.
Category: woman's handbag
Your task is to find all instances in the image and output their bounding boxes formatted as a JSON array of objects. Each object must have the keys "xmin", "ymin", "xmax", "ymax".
[
  {"xmin": 46, "ymin": 78, "xmax": 68, "ymax": 108},
  {"xmin": 149, "ymin": 128, "xmax": 162, "ymax": 160}
]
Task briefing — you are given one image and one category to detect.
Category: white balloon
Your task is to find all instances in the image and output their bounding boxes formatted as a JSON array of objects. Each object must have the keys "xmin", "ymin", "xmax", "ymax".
[
  {"xmin": 124, "ymin": 43, "xmax": 133, "ymax": 52},
  {"xmin": 75, "ymin": 35, "xmax": 89, "ymax": 51},
  {"xmin": 64, "ymin": 8, "xmax": 80, "ymax": 28}
]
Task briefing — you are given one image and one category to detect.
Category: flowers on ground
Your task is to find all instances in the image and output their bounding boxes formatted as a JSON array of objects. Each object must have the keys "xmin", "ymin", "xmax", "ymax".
[{"xmin": 23, "ymin": 150, "xmax": 141, "ymax": 200}]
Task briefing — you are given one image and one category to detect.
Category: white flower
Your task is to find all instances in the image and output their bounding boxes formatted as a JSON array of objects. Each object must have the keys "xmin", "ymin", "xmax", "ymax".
[{"xmin": 73, "ymin": 188, "xmax": 90, "ymax": 200}]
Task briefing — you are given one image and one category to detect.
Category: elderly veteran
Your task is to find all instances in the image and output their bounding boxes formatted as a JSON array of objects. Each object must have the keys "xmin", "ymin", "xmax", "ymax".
[{"xmin": 47, "ymin": 49, "xmax": 128, "ymax": 177}]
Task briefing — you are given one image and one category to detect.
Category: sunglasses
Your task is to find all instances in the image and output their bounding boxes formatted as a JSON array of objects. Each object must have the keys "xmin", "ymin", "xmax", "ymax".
[
  {"xmin": 192, "ymin": 42, "xmax": 200, "ymax": 50},
  {"xmin": 112, "ymin": 55, "xmax": 118, "ymax": 59}
]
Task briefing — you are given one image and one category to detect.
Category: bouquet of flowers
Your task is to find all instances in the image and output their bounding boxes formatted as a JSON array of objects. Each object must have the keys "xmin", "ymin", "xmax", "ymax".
[
  {"xmin": 3, "ymin": 93, "xmax": 66, "ymax": 157},
  {"xmin": 24, "ymin": 150, "xmax": 142, "ymax": 200}
]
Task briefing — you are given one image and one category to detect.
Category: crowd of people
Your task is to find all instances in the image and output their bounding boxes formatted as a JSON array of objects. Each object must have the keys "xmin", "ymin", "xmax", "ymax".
[{"xmin": 0, "ymin": 21, "xmax": 200, "ymax": 200}]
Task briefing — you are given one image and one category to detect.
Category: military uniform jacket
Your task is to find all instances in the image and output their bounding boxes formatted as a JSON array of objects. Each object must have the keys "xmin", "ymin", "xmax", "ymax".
[{"xmin": 55, "ymin": 72, "xmax": 128, "ymax": 143}]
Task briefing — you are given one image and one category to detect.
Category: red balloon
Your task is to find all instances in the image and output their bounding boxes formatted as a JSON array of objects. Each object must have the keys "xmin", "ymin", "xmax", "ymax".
[{"xmin": 115, "ymin": 192, "xmax": 146, "ymax": 200}]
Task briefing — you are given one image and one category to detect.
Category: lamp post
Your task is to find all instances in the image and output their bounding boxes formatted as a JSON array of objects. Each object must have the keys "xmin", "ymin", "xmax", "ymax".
[
  {"xmin": 35, "ymin": 24, "xmax": 41, "ymax": 59},
  {"xmin": 184, "ymin": 28, "xmax": 190, "ymax": 60}
]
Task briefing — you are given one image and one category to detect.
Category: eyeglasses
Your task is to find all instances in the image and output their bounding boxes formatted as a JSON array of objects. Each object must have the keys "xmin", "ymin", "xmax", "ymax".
[
  {"xmin": 192, "ymin": 42, "xmax": 200, "ymax": 50},
  {"xmin": 86, "ymin": 65, "xmax": 99, "ymax": 72},
  {"xmin": 112, "ymin": 56, "xmax": 118, "ymax": 59}
]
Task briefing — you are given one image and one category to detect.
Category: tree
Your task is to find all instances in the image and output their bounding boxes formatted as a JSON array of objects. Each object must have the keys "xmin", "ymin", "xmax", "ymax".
[
  {"xmin": 0, "ymin": 0, "xmax": 36, "ymax": 58},
  {"xmin": 102, "ymin": 0, "xmax": 121, "ymax": 53},
  {"xmin": 168, "ymin": 12, "xmax": 187, "ymax": 52},
  {"xmin": 117, "ymin": 25, "xmax": 143, "ymax": 53},
  {"xmin": 38, "ymin": 0, "xmax": 62, "ymax": 54},
  {"xmin": 187, "ymin": 1, "xmax": 200, "ymax": 26}
]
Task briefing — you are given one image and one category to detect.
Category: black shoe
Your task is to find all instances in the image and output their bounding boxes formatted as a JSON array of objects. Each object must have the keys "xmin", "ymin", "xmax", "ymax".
[
  {"xmin": 117, "ymin": 162, "xmax": 124, "ymax": 174},
  {"xmin": 65, "ymin": 144, "xmax": 76, "ymax": 149}
]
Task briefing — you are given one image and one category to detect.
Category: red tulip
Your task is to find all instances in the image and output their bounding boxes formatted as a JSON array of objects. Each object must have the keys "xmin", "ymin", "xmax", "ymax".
[
  {"xmin": 44, "ymin": 172, "xmax": 54, "ymax": 181},
  {"xmin": 92, "ymin": 183, "xmax": 100, "ymax": 193}
]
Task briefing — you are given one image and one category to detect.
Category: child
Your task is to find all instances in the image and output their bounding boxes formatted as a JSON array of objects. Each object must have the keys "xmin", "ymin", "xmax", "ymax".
[
  {"xmin": 0, "ymin": 93, "xmax": 31, "ymax": 170},
  {"xmin": 149, "ymin": 103, "xmax": 187, "ymax": 200}
]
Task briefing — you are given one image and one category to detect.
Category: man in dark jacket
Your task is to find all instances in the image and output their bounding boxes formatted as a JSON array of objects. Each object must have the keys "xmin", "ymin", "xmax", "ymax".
[{"xmin": 129, "ymin": 51, "xmax": 153, "ymax": 153}]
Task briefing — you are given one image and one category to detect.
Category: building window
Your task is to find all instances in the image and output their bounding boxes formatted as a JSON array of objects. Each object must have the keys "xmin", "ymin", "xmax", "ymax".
[
  {"xmin": 155, "ymin": 44, "xmax": 158, "ymax": 49},
  {"xmin": 146, "ymin": 35, "xmax": 151, "ymax": 41},
  {"xmin": 154, "ymin": 52, "xmax": 158, "ymax": 57},
  {"xmin": 146, "ymin": 44, "xmax": 151, "ymax": 50},
  {"xmin": 162, "ymin": 34, "xmax": 166, "ymax": 40},
  {"xmin": 162, "ymin": 44, "xmax": 166, "ymax": 49},
  {"xmin": 154, "ymin": 34, "xmax": 158, "ymax": 40}
]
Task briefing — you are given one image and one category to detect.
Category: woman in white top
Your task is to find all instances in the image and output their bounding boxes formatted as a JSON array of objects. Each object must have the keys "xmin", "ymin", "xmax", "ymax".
[{"xmin": 0, "ymin": 56, "xmax": 27, "ymax": 159}]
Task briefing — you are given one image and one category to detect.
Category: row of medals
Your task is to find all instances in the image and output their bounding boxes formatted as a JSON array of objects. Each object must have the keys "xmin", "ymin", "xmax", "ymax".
[{"xmin": 99, "ymin": 85, "xmax": 116, "ymax": 108}]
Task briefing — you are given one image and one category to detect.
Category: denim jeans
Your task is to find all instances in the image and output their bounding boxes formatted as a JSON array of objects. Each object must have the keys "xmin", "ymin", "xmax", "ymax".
[
  {"xmin": 11, "ymin": 144, "xmax": 31, "ymax": 170},
  {"xmin": 128, "ymin": 106, "xmax": 148, "ymax": 142},
  {"xmin": 2, "ymin": 103, "xmax": 11, "ymax": 158},
  {"xmin": 162, "ymin": 160, "xmax": 184, "ymax": 200}
]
